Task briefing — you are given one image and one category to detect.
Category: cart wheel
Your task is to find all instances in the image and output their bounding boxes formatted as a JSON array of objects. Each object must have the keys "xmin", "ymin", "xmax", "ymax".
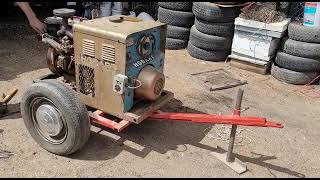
[{"xmin": 21, "ymin": 79, "xmax": 91, "ymax": 155}]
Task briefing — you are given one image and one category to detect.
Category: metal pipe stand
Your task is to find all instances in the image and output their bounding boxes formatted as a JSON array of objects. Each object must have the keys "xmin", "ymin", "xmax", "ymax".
[{"xmin": 211, "ymin": 89, "xmax": 247, "ymax": 174}]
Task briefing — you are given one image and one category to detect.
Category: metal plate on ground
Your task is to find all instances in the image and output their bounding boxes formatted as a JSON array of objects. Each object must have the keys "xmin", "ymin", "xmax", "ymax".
[
  {"xmin": 190, "ymin": 69, "xmax": 247, "ymax": 91},
  {"xmin": 211, "ymin": 151, "xmax": 247, "ymax": 174}
]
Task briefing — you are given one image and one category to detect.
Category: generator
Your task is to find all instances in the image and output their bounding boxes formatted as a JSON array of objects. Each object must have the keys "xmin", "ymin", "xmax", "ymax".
[
  {"xmin": 72, "ymin": 15, "xmax": 167, "ymax": 119},
  {"xmin": 21, "ymin": 9, "xmax": 283, "ymax": 161},
  {"xmin": 21, "ymin": 8, "xmax": 173, "ymax": 155}
]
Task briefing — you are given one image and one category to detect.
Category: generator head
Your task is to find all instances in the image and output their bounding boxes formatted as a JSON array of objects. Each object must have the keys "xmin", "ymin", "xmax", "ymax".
[
  {"xmin": 72, "ymin": 15, "xmax": 167, "ymax": 117},
  {"xmin": 135, "ymin": 65, "xmax": 165, "ymax": 101}
]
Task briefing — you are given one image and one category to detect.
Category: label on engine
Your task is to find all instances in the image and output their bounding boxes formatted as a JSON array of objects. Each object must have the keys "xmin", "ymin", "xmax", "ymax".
[
  {"xmin": 80, "ymin": 54, "xmax": 113, "ymax": 69},
  {"xmin": 132, "ymin": 56, "xmax": 154, "ymax": 68}
]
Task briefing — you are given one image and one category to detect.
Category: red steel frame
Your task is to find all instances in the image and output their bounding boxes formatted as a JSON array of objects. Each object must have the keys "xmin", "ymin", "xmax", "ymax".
[
  {"xmin": 90, "ymin": 110, "xmax": 132, "ymax": 132},
  {"xmin": 88, "ymin": 89, "xmax": 283, "ymax": 175},
  {"xmin": 89, "ymin": 108, "xmax": 283, "ymax": 133}
]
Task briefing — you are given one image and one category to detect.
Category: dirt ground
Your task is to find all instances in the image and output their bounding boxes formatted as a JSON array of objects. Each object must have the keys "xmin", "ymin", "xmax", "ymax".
[{"xmin": 1, "ymin": 20, "xmax": 320, "ymax": 178}]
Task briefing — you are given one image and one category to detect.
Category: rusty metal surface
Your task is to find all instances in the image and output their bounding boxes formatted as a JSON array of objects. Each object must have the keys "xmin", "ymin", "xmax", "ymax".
[
  {"xmin": 73, "ymin": 15, "xmax": 166, "ymax": 44},
  {"xmin": 190, "ymin": 69, "xmax": 247, "ymax": 91},
  {"xmin": 46, "ymin": 47, "xmax": 61, "ymax": 75}
]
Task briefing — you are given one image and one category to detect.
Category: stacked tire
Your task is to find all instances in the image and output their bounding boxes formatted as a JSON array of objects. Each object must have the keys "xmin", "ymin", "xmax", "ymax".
[
  {"xmin": 271, "ymin": 22, "xmax": 320, "ymax": 85},
  {"xmin": 187, "ymin": 2, "xmax": 240, "ymax": 61},
  {"xmin": 157, "ymin": 2, "xmax": 194, "ymax": 50}
]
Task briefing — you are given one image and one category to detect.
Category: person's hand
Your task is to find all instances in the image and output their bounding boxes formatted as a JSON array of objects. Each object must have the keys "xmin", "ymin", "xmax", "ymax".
[{"xmin": 28, "ymin": 16, "xmax": 47, "ymax": 34}]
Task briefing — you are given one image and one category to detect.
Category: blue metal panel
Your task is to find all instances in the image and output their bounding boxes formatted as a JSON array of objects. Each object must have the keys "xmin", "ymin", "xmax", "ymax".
[{"xmin": 123, "ymin": 27, "xmax": 165, "ymax": 112}]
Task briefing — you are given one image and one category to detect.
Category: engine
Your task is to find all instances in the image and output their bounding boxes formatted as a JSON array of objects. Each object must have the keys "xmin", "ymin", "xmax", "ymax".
[
  {"xmin": 42, "ymin": 8, "xmax": 167, "ymax": 118},
  {"xmin": 43, "ymin": 9, "xmax": 78, "ymax": 79}
]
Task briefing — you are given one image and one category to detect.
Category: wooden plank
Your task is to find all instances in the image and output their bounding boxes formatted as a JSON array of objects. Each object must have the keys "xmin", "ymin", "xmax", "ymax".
[
  {"xmin": 234, "ymin": 17, "xmax": 291, "ymax": 33},
  {"xmin": 229, "ymin": 53, "xmax": 271, "ymax": 65},
  {"xmin": 124, "ymin": 91, "xmax": 174, "ymax": 124},
  {"xmin": 235, "ymin": 25, "xmax": 284, "ymax": 38},
  {"xmin": 0, "ymin": 89, "xmax": 18, "ymax": 104},
  {"xmin": 230, "ymin": 58, "xmax": 271, "ymax": 75}
]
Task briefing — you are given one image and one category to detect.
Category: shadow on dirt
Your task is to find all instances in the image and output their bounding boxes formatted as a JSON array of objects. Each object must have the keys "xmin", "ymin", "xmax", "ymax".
[
  {"xmin": 236, "ymin": 152, "xmax": 306, "ymax": 178},
  {"xmin": 70, "ymin": 98, "xmax": 211, "ymax": 160},
  {"xmin": 0, "ymin": 5, "xmax": 49, "ymax": 81},
  {"xmin": 0, "ymin": 22, "xmax": 47, "ymax": 81},
  {"xmin": 70, "ymin": 98, "xmax": 305, "ymax": 178},
  {"xmin": 0, "ymin": 103, "xmax": 21, "ymax": 120}
]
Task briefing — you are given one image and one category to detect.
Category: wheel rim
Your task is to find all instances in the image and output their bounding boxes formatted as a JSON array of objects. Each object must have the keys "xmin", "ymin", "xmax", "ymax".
[{"xmin": 30, "ymin": 97, "xmax": 67, "ymax": 144}]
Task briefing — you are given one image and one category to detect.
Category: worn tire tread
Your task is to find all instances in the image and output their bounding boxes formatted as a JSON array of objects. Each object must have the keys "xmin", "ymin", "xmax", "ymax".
[
  {"xmin": 166, "ymin": 38, "xmax": 188, "ymax": 50},
  {"xmin": 187, "ymin": 41, "xmax": 229, "ymax": 61},
  {"xmin": 158, "ymin": 6, "xmax": 195, "ymax": 27},
  {"xmin": 271, "ymin": 63, "xmax": 319, "ymax": 85},
  {"xmin": 288, "ymin": 22, "xmax": 320, "ymax": 43},
  {"xmin": 192, "ymin": 2, "xmax": 239, "ymax": 23},
  {"xmin": 158, "ymin": 2, "xmax": 193, "ymax": 11},
  {"xmin": 189, "ymin": 25, "xmax": 232, "ymax": 51},
  {"xmin": 21, "ymin": 80, "xmax": 90, "ymax": 155},
  {"xmin": 194, "ymin": 17, "xmax": 234, "ymax": 37},
  {"xmin": 281, "ymin": 37, "xmax": 320, "ymax": 60}
]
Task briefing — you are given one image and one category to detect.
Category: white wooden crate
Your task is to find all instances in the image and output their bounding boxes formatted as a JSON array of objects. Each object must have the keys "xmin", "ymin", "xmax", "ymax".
[{"xmin": 231, "ymin": 30, "xmax": 280, "ymax": 61}]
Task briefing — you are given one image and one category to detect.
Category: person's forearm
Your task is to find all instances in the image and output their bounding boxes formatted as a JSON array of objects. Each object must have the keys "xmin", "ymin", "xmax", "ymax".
[
  {"xmin": 16, "ymin": 2, "xmax": 37, "ymax": 21},
  {"xmin": 16, "ymin": 2, "xmax": 46, "ymax": 33}
]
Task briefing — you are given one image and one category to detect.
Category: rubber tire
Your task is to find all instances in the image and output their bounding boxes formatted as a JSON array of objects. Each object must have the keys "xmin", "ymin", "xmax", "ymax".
[
  {"xmin": 194, "ymin": 17, "xmax": 234, "ymax": 37},
  {"xmin": 166, "ymin": 38, "xmax": 188, "ymax": 50},
  {"xmin": 158, "ymin": 2, "xmax": 192, "ymax": 12},
  {"xmin": 275, "ymin": 51, "xmax": 320, "ymax": 72},
  {"xmin": 21, "ymin": 80, "xmax": 91, "ymax": 155},
  {"xmin": 158, "ymin": 6, "xmax": 195, "ymax": 27},
  {"xmin": 189, "ymin": 25, "xmax": 232, "ymax": 51},
  {"xmin": 271, "ymin": 63, "xmax": 319, "ymax": 85},
  {"xmin": 281, "ymin": 37, "xmax": 320, "ymax": 60},
  {"xmin": 187, "ymin": 41, "xmax": 229, "ymax": 61},
  {"xmin": 192, "ymin": 2, "xmax": 240, "ymax": 23},
  {"xmin": 166, "ymin": 25, "xmax": 190, "ymax": 40},
  {"xmin": 288, "ymin": 22, "xmax": 320, "ymax": 43}
]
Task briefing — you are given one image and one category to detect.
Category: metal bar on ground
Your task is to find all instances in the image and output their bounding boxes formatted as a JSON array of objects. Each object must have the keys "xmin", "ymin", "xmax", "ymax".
[
  {"xmin": 211, "ymin": 88, "xmax": 247, "ymax": 174},
  {"xmin": 226, "ymin": 89, "xmax": 243, "ymax": 162},
  {"xmin": 148, "ymin": 112, "xmax": 283, "ymax": 128}
]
